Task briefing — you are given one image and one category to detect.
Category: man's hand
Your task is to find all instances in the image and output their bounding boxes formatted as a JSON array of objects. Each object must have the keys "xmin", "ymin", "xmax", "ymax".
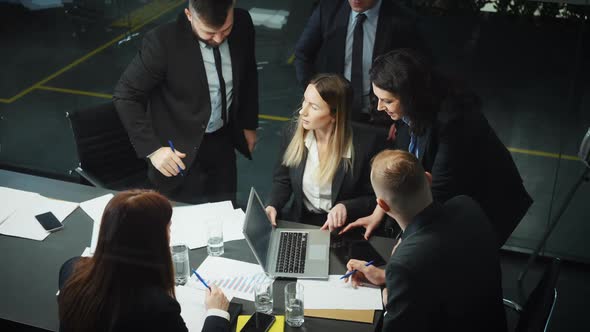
[
  {"xmin": 321, "ymin": 203, "xmax": 347, "ymax": 231},
  {"xmin": 148, "ymin": 147, "xmax": 186, "ymax": 177},
  {"xmin": 244, "ymin": 129, "xmax": 257, "ymax": 153},
  {"xmin": 265, "ymin": 206, "xmax": 277, "ymax": 226},
  {"xmin": 339, "ymin": 205, "xmax": 385, "ymax": 239},
  {"xmin": 205, "ymin": 285, "xmax": 229, "ymax": 311},
  {"xmin": 344, "ymin": 259, "xmax": 386, "ymax": 288}
]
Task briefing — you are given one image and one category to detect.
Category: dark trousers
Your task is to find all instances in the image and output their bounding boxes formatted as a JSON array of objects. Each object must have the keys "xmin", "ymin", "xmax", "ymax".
[{"xmin": 157, "ymin": 127, "xmax": 237, "ymax": 205}]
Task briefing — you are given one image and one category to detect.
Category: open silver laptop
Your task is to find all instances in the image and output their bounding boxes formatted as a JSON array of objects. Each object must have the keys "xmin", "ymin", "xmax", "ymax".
[{"xmin": 242, "ymin": 188, "xmax": 329, "ymax": 279}]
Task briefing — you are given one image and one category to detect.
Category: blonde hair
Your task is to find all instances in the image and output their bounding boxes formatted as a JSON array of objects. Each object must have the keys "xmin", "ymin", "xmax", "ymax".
[
  {"xmin": 282, "ymin": 74, "xmax": 353, "ymax": 185},
  {"xmin": 371, "ymin": 150, "xmax": 429, "ymax": 211}
]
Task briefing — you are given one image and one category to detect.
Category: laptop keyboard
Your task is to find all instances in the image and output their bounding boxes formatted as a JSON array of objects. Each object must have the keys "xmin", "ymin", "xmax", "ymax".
[{"xmin": 275, "ymin": 232, "xmax": 307, "ymax": 274}]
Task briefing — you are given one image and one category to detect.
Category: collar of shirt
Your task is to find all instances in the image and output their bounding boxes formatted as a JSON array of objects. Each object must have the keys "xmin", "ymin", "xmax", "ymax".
[
  {"xmin": 400, "ymin": 201, "xmax": 442, "ymax": 240},
  {"xmin": 350, "ymin": 0, "xmax": 382, "ymax": 22},
  {"xmin": 401, "ymin": 116, "xmax": 412, "ymax": 127},
  {"xmin": 304, "ymin": 131, "xmax": 352, "ymax": 158},
  {"xmin": 198, "ymin": 39, "xmax": 227, "ymax": 50}
]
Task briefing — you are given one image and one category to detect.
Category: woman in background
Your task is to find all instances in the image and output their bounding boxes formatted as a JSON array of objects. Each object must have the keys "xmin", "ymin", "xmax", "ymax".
[
  {"xmin": 342, "ymin": 49, "xmax": 532, "ymax": 246},
  {"xmin": 266, "ymin": 73, "xmax": 382, "ymax": 231},
  {"xmin": 58, "ymin": 190, "xmax": 230, "ymax": 332}
]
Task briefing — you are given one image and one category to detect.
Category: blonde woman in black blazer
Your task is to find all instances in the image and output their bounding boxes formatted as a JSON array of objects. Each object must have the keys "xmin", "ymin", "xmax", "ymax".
[{"xmin": 266, "ymin": 74, "xmax": 383, "ymax": 231}]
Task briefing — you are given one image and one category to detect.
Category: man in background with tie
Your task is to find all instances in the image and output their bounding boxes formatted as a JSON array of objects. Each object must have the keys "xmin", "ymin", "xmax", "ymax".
[
  {"xmin": 294, "ymin": 0, "xmax": 426, "ymax": 130},
  {"xmin": 114, "ymin": 0, "xmax": 258, "ymax": 204}
]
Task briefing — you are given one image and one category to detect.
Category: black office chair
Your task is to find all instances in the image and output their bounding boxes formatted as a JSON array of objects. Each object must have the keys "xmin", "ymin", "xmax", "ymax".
[
  {"xmin": 504, "ymin": 258, "xmax": 561, "ymax": 332},
  {"xmin": 67, "ymin": 101, "xmax": 149, "ymax": 190}
]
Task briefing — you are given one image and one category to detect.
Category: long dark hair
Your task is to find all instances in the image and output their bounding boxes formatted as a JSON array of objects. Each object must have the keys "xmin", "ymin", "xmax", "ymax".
[
  {"xmin": 58, "ymin": 190, "xmax": 174, "ymax": 331},
  {"xmin": 370, "ymin": 48, "xmax": 453, "ymax": 136}
]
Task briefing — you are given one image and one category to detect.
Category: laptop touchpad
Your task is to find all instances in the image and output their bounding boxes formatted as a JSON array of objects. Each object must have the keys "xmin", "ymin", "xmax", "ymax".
[{"xmin": 309, "ymin": 245, "xmax": 328, "ymax": 260}]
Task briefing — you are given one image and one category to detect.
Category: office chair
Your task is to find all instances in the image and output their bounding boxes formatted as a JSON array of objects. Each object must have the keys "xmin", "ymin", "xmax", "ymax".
[
  {"xmin": 66, "ymin": 101, "xmax": 149, "ymax": 190},
  {"xmin": 504, "ymin": 258, "xmax": 561, "ymax": 332}
]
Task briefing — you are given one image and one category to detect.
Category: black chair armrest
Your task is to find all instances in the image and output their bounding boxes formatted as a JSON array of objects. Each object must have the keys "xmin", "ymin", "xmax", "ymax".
[
  {"xmin": 74, "ymin": 166, "xmax": 106, "ymax": 188},
  {"xmin": 503, "ymin": 298, "xmax": 523, "ymax": 313}
]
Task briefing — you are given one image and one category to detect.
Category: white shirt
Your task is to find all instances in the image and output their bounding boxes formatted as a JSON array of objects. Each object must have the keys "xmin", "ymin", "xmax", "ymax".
[
  {"xmin": 198, "ymin": 39, "xmax": 233, "ymax": 133},
  {"xmin": 343, "ymin": 0, "xmax": 382, "ymax": 113},
  {"xmin": 302, "ymin": 131, "xmax": 352, "ymax": 213}
]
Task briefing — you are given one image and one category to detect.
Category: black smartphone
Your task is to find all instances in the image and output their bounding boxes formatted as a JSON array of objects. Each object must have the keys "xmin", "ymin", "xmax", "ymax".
[
  {"xmin": 35, "ymin": 212, "xmax": 63, "ymax": 232},
  {"xmin": 241, "ymin": 312, "xmax": 276, "ymax": 332}
]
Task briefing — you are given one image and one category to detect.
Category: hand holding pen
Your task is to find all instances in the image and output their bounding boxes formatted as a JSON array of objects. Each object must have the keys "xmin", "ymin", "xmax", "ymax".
[
  {"xmin": 343, "ymin": 259, "xmax": 385, "ymax": 288},
  {"xmin": 193, "ymin": 269, "xmax": 230, "ymax": 312}
]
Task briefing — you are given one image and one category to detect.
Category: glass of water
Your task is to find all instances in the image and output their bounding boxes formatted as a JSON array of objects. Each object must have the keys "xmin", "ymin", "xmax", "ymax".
[
  {"xmin": 170, "ymin": 243, "xmax": 190, "ymax": 286},
  {"xmin": 254, "ymin": 276, "xmax": 274, "ymax": 314},
  {"xmin": 207, "ymin": 219, "xmax": 224, "ymax": 256},
  {"xmin": 284, "ymin": 282, "xmax": 304, "ymax": 327}
]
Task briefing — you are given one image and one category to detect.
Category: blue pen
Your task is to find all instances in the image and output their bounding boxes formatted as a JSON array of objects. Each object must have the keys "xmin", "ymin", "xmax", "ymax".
[
  {"xmin": 192, "ymin": 269, "xmax": 211, "ymax": 290},
  {"xmin": 340, "ymin": 260, "xmax": 375, "ymax": 280},
  {"xmin": 167, "ymin": 140, "xmax": 184, "ymax": 176}
]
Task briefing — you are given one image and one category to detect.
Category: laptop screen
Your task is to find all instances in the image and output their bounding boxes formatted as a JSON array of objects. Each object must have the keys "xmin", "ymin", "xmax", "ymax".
[{"xmin": 243, "ymin": 188, "xmax": 273, "ymax": 269}]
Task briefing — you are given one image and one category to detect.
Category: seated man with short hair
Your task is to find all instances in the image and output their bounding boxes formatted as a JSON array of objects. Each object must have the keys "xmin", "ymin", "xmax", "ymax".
[{"xmin": 345, "ymin": 150, "xmax": 507, "ymax": 332}]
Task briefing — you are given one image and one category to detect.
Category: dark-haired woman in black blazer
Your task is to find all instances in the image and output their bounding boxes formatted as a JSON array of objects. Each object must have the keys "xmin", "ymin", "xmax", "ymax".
[{"xmin": 342, "ymin": 49, "xmax": 533, "ymax": 247}]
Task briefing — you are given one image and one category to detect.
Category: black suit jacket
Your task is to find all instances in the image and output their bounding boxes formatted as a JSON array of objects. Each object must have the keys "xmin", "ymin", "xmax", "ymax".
[
  {"xmin": 383, "ymin": 196, "xmax": 507, "ymax": 332},
  {"xmin": 294, "ymin": 0, "xmax": 426, "ymax": 88},
  {"xmin": 393, "ymin": 97, "xmax": 533, "ymax": 246},
  {"xmin": 58, "ymin": 257, "xmax": 229, "ymax": 332},
  {"xmin": 268, "ymin": 123, "xmax": 383, "ymax": 223},
  {"xmin": 113, "ymin": 9, "xmax": 258, "ymax": 189}
]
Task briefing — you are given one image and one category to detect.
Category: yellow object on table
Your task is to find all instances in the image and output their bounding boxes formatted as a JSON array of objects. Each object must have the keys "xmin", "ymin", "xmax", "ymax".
[{"xmin": 236, "ymin": 315, "xmax": 285, "ymax": 332}]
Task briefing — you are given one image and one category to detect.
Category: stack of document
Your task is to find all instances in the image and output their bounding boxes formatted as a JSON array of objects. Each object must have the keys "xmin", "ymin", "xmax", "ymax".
[
  {"xmin": 0, "ymin": 186, "xmax": 79, "ymax": 241},
  {"xmin": 170, "ymin": 201, "xmax": 246, "ymax": 249},
  {"xmin": 80, "ymin": 194, "xmax": 114, "ymax": 254},
  {"xmin": 177, "ymin": 282, "xmax": 234, "ymax": 332},
  {"xmin": 81, "ymin": 196, "xmax": 246, "ymax": 253},
  {"xmin": 192, "ymin": 256, "xmax": 265, "ymax": 301},
  {"xmin": 298, "ymin": 276, "xmax": 383, "ymax": 310}
]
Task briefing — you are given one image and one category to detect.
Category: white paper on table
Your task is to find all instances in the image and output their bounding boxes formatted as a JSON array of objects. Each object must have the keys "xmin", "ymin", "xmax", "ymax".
[
  {"xmin": 222, "ymin": 208, "xmax": 245, "ymax": 242},
  {"xmin": 175, "ymin": 285, "xmax": 208, "ymax": 332},
  {"xmin": 0, "ymin": 192, "xmax": 79, "ymax": 241},
  {"xmin": 169, "ymin": 201, "xmax": 244, "ymax": 249},
  {"xmin": 80, "ymin": 194, "xmax": 114, "ymax": 223},
  {"xmin": 193, "ymin": 256, "xmax": 266, "ymax": 301},
  {"xmin": 81, "ymin": 194, "xmax": 113, "ymax": 253},
  {"xmin": 0, "ymin": 187, "xmax": 38, "ymax": 225},
  {"xmin": 89, "ymin": 216, "xmax": 101, "ymax": 254},
  {"xmin": 81, "ymin": 247, "xmax": 93, "ymax": 257},
  {"xmin": 176, "ymin": 282, "xmax": 235, "ymax": 332},
  {"xmin": 298, "ymin": 275, "xmax": 383, "ymax": 310}
]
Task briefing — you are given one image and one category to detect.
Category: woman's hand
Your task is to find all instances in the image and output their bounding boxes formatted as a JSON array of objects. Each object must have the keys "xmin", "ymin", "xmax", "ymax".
[
  {"xmin": 339, "ymin": 205, "xmax": 385, "ymax": 239},
  {"xmin": 205, "ymin": 285, "xmax": 229, "ymax": 311},
  {"xmin": 321, "ymin": 203, "xmax": 347, "ymax": 231},
  {"xmin": 265, "ymin": 206, "xmax": 277, "ymax": 226}
]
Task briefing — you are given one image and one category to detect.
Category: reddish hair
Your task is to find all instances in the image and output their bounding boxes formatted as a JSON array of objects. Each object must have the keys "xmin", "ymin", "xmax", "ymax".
[{"xmin": 58, "ymin": 190, "xmax": 174, "ymax": 331}]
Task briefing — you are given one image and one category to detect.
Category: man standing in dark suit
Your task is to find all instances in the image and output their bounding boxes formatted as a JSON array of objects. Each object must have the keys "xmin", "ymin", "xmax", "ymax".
[
  {"xmin": 113, "ymin": 0, "xmax": 258, "ymax": 204},
  {"xmin": 294, "ymin": 0, "xmax": 426, "ymax": 126},
  {"xmin": 346, "ymin": 149, "xmax": 507, "ymax": 332}
]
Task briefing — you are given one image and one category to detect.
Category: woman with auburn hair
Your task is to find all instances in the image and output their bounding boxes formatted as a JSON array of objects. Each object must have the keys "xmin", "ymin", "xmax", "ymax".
[
  {"xmin": 266, "ymin": 73, "xmax": 382, "ymax": 231},
  {"xmin": 58, "ymin": 190, "xmax": 230, "ymax": 332},
  {"xmin": 341, "ymin": 49, "xmax": 533, "ymax": 247}
]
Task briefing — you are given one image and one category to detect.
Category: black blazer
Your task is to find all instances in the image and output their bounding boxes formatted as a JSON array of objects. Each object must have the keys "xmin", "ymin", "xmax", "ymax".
[
  {"xmin": 383, "ymin": 196, "xmax": 507, "ymax": 332},
  {"xmin": 58, "ymin": 257, "xmax": 229, "ymax": 332},
  {"xmin": 393, "ymin": 97, "xmax": 533, "ymax": 246},
  {"xmin": 268, "ymin": 124, "xmax": 383, "ymax": 223},
  {"xmin": 294, "ymin": 0, "xmax": 426, "ymax": 88},
  {"xmin": 113, "ymin": 9, "xmax": 258, "ymax": 189}
]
